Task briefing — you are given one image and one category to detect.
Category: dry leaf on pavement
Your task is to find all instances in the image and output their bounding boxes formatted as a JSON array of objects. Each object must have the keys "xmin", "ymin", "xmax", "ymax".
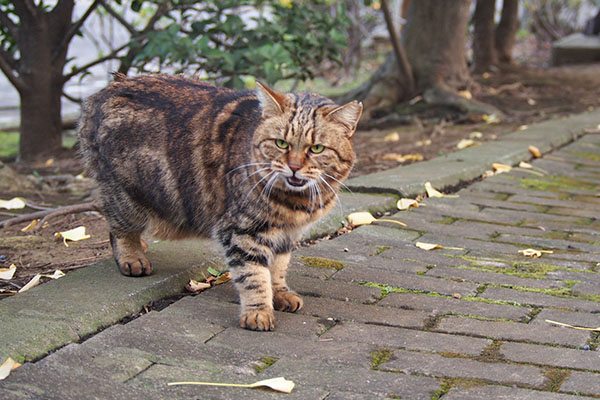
[
  {"xmin": 186, "ymin": 279, "xmax": 211, "ymax": 293},
  {"xmin": 492, "ymin": 163, "xmax": 512, "ymax": 174},
  {"xmin": 397, "ymin": 198, "xmax": 420, "ymax": 210},
  {"xmin": 0, "ymin": 357, "xmax": 21, "ymax": 380},
  {"xmin": 518, "ymin": 248, "xmax": 553, "ymax": 258},
  {"xmin": 424, "ymin": 182, "xmax": 459, "ymax": 198},
  {"xmin": 168, "ymin": 377, "xmax": 295, "ymax": 394},
  {"xmin": 383, "ymin": 132, "xmax": 400, "ymax": 142},
  {"xmin": 456, "ymin": 139, "xmax": 476, "ymax": 149},
  {"xmin": 416, "ymin": 242, "xmax": 464, "ymax": 251},
  {"xmin": 19, "ymin": 274, "xmax": 41, "ymax": 293},
  {"xmin": 528, "ymin": 145, "xmax": 541, "ymax": 158},
  {"xmin": 347, "ymin": 212, "xmax": 406, "ymax": 227}
]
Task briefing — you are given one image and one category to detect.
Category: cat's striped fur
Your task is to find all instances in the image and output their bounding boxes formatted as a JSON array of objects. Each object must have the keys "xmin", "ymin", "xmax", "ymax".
[{"xmin": 78, "ymin": 74, "xmax": 362, "ymax": 330}]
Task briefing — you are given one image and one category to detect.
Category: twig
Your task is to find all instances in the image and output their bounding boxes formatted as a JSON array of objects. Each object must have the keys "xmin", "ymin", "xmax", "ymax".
[{"xmin": 0, "ymin": 202, "xmax": 100, "ymax": 229}]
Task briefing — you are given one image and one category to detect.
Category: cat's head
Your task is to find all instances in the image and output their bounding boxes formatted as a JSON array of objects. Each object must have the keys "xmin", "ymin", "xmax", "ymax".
[{"xmin": 252, "ymin": 82, "xmax": 362, "ymax": 196}]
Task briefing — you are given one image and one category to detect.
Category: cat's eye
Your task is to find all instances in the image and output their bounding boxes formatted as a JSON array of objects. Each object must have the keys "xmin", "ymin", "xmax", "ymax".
[
  {"xmin": 275, "ymin": 139, "xmax": 289, "ymax": 149},
  {"xmin": 310, "ymin": 144, "xmax": 325, "ymax": 154}
]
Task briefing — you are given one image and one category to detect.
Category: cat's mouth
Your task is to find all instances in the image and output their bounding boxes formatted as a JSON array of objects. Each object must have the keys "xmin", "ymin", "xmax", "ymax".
[{"xmin": 286, "ymin": 176, "xmax": 307, "ymax": 188}]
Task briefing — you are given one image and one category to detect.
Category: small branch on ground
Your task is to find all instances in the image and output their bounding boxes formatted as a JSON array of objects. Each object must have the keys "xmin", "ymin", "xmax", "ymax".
[{"xmin": 0, "ymin": 202, "xmax": 100, "ymax": 229}]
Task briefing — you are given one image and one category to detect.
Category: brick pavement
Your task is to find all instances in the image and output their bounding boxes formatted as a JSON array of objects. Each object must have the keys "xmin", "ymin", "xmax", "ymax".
[{"xmin": 1, "ymin": 121, "xmax": 599, "ymax": 398}]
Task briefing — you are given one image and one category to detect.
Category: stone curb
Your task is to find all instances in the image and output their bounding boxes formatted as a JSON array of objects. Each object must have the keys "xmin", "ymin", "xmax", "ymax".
[{"xmin": 1, "ymin": 109, "xmax": 598, "ymax": 363}]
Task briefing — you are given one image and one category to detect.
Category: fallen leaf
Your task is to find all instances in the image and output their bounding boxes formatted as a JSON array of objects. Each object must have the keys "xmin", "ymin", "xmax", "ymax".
[
  {"xmin": 0, "ymin": 357, "xmax": 21, "ymax": 380},
  {"xmin": 519, "ymin": 162, "xmax": 532, "ymax": 169},
  {"xmin": 207, "ymin": 266, "xmax": 221, "ymax": 277},
  {"xmin": 21, "ymin": 219, "xmax": 39, "ymax": 232},
  {"xmin": 424, "ymin": 182, "xmax": 459, "ymax": 198},
  {"xmin": 416, "ymin": 139, "xmax": 432, "ymax": 147},
  {"xmin": 44, "ymin": 158, "xmax": 55, "ymax": 167},
  {"xmin": 416, "ymin": 242, "xmax": 464, "ymax": 251},
  {"xmin": 347, "ymin": 212, "xmax": 406, "ymax": 227},
  {"xmin": 0, "ymin": 289, "xmax": 17, "ymax": 296},
  {"xmin": 55, "ymin": 226, "xmax": 91, "ymax": 247},
  {"xmin": 0, "ymin": 264, "xmax": 16, "ymax": 280},
  {"xmin": 452, "ymin": 293, "xmax": 462, "ymax": 299},
  {"xmin": 214, "ymin": 271, "xmax": 231, "ymax": 285},
  {"xmin": 397, "ymin": 198, "xmax": 419, "ymax": 210},
  {"xmin": 168, "ymin": 376, "xmax": 295, "ymax": 394},
  {"xmin": 469, "ymin": 131, "xmax": 483, "ymax": 139},
  {"xmin": 482, "ymin": 72, "xmax": 491, "ymax": 79},
  {"xmin": 545, "ymin": 319, "xmax": 600, "ymax": 332},
  {"xmin": 347, "ymin": 211, "xmax": 376, "ymax": 226},
  {"xmin": 456, "ymin": 139, "xmax": 476, "ymax": 149},
  {"xmin": 492, "ymin": 163, "xmax": 512, "ymax": 174},
  {"xmin": 518, "ymin": 248, "xmax": 553, "ymax": 258},
  {"xmin": 383, "ymin": 132, "xmax": 400, "ymax": 142},
  {"xmin": 408, "ymin": 95, "xmax": 423, "ymax": 105},
  {"xmin": 381, "ymin": 153, "xmax": 423, "ymax": 163},
  {"xmin": 529, "ymin": 145, "xmax": 541, "ymax": 158},
  {"xmin": 518, "ymin": 125, "xmax": 528, "ymax": 131},
  {"xmin": 0, "ymin": 197, "xmax": 26, "ymax": 210},
  {"xmin": 482, "ymin": 113, "xmax": 499, "ymax": 124},
  {"xmin": 19, "ymin": 274, "xmax": 41, "ymax": 293},
  {"xmin": 527, "ymin": 98, "xmax": 536, "ymax": 105},
  {"xmin": 186, "ymin": 279, "xmax": 211, "ymax": 293},
  {"xmin": 458, "ymin": 90, "xmax": 472, "ymax": 100},
  {"xmin": 41, "ymin": 270, "xmax": 65, "ymax": 280}
]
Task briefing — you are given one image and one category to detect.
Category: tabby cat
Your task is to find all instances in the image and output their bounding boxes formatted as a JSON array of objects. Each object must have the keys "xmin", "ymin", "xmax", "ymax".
[{"xmin": 78, "ymin": 74, "xmax": 362, "ymax": 331}]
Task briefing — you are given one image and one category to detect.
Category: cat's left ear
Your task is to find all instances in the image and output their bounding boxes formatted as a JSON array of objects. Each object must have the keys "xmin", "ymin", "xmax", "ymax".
[
  {"xmin": 324, "ymin": 100, "xmax": 363, "ymax": 137},
  {"xmin": 256, "ymin": 81, "xmax": 286, "ymax": 118}
]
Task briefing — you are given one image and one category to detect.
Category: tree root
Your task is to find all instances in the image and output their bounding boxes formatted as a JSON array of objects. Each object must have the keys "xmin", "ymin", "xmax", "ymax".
[{"xmin": 0, "ymin": 201, "xmax": 100, "ymax": 229}]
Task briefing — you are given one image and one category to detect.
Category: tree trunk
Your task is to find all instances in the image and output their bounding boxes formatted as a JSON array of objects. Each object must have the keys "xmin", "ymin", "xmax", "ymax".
[
  {"xmin": 495, "ymin": 0, "xmax": 519, "ymax": 64},
  {"xmin": 340, "ymin": 0, "xmax": 500, "ymax": 119},
  {"xmin": 15, "ymin": 2, "xmax": 73, "ymax": 162},
  {"xmin": 473, "ymin": 0, "xmax": 498, "ymax": 73}
]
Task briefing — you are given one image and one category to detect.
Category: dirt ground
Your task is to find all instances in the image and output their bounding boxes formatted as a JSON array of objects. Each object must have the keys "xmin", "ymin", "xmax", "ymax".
[{"xmin": 2, "ymin": 62, "xmax": 600, "ymax": 294}]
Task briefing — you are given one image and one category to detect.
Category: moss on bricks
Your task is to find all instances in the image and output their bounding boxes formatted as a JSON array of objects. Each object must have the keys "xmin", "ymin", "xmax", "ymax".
[
  {"xmin": 371, "ymin": 347, "xmax": 394, "ymax": 370},
  {"xmin": 476, "ymin": 340, "xmax": 505, "ymax": 363},
  {"xmin": 254, "ymin": 356, "xmax": 277, "ymax": 373},
  {"xmin": 431, "ymin": 377, "xmax": 486, "ymax": 400},
  {"xmin": 543, "ymin": 368, "xmax": 571, "ymax": 392},
  {"xmin": 300, "ymin": 256, "xmax": 345, "ymax": 271},
  {"xmin": 566, "ymin": 151, "xmax": 600, "ymax": 162},
  {"xmin": 372, "ymin": 246, "xmax": 391, "ymax": 256},
  {"xmin": 519, "ymin": 176, "xmax": 597, "ymax": 192}
]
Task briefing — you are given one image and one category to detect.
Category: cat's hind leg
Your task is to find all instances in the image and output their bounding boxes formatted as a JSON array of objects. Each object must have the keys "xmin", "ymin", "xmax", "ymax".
[
  {"xmin": 109, "ymin": 231, "xmax": 152, "ymax": 276},
  {"xmin": 271, "ymin": 252, "xmax": 303, "ymax": 312},
  {"xmin": 101, "ymin": 192, "xmax": 152, "ymax": 277}
]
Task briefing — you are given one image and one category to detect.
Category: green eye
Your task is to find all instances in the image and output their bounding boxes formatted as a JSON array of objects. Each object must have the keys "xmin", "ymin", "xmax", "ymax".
[
  {"xmin": 310, "ymin": 144, "xmax": 325, "ymax": 154},
  {"xmin": 275, "ymin": 139, "xmax": 289, "ymax": 149}
]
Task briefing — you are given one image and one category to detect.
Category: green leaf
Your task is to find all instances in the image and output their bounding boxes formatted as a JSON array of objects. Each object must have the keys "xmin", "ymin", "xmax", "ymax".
[{"xmin": 207, "ymin": 267, "xmax": 221, "ymax": 277}]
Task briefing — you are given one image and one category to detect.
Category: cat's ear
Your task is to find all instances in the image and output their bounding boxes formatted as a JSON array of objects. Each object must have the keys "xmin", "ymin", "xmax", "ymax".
[
  {"xmin": 256, "ymin": 81, "xmax": 286, "ymax": 117},
  {"xmin": 324, "ymin": 100, "xmax": 363, "ymax": 137}
]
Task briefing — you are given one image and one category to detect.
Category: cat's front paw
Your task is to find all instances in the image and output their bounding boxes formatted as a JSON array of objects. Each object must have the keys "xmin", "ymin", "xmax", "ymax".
[
  {"xmin": 116, "ymin": 255, "xmax": 153, "ymax": 276},
  {"xmin": 274, "ymin": 290, "xmax": 303, "ymax": 312},
  {"xmin": 240, "ymin": 308, "xmax": 275, "ymax": 331}
]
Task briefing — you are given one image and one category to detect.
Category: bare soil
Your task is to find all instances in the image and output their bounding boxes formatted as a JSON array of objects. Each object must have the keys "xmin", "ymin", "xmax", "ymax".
[{"xmin": 2, "ymin": 62, "xmax": 600, "ymax": 294}]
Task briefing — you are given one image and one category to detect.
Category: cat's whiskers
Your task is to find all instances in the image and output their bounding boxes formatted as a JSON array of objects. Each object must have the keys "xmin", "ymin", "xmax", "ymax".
[
  {"xmin": 322, "ymin": 173, "xmax": 353, "ymax": 194},
  {"xmin": 237, "ymin": 167, "xmax": 272, "ymax": 187},
  {"xmin": 318, "ymin": 175, "xmax": 344, "ymax": 218},
  {"xmin": 260, "ymin": 172, "xmax": 280, "ymax": 204},
  {"xmin": 242, "ymin": 170, "xmax": 275, "ymax": 207},
  {"xmin": 225, "ymin": 162, "xmax": 271, "ymax": 177}
]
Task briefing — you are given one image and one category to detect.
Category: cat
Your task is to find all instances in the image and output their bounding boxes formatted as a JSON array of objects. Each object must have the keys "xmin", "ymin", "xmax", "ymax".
[{"xmin": 78, "ymin": 73, "xmax": 362, "ymax": 331}]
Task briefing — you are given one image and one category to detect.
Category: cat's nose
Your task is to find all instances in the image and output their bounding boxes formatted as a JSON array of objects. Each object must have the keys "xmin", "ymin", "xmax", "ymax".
[{"xmin": 288, "ymin": 162, "xmax": 302, "ymax": 172}]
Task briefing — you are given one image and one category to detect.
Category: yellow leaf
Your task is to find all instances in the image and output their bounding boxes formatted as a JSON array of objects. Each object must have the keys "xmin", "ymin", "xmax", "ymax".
[
  {"xmin": 383, "ymin": 132, "xmax": 400, "ymax": 142},
  {"xmin": 0, "ymin": 264, "xmax": 16, "ymax": 280},
  {"xmin": 0, "ymin": 357, "xmax": 21, "ymax": 380},
  {"xmin": 519, "ymin": 162, "xmax": 533, "ymax": 169},
  {"xmin": 416, "ymin": 139, "xmax": 432, "ymax": 147},
  {"xmin": 518, "ymin": 248, "xmax": 553, "ymax": 258},
  {"xmin": 186, "ymin": 279, "xmax": 211, "ymax": 293},
  {"xmin": 44, "ymin": 158, "xmax": 55, "ymax": 167},
  {"xmin": 545, "ymin": 319, "xmax": 600, "ymax": 331},
  {"xmin": 347, "ymin": 211, "xmax": 376, "ymax": 226},
  {"xmin": 456, "ymin": 139, "xmax": 475, "ymax": 149},
  {"xmin": 55, "ymin": 226, "xmax": 91, "ymax": 247},
  {"xmin": 347, "ymin": 212, "xmax": 406, "ymax": 227},
  {"xmin": 168, "ymin": 376, "xmax": 295, "ymax": 394},
  {"xmin": 40, "ymin": 270, "xmax": 65, "ymax": 280},
  {"xmin": 458, "ymin": 90, "xmax": 472, "ymax": 100},
  {"xmin": 370, "ymin": 1, "xmax": 381, "ymax": 10},
  {"xmin": 416, "ymin": 242, "xmax": 441, "ymax": 250},
  {"xmin": 492, "ymin": 163, "xmax": 512, "ymax": 174},
  {"xmin": 469, "ymin": 131, "xmax": 483, "ymax": 139},
  {"xmin": 529, "ymin": 145, "xmax": 541, "ymax": 158},
  {"xmin": 518, "ymin": 125, "xmax": 528, "ymax": 131},
  {"xmin": 415, "ymin": 242, "xmax": 464, "ymax": 251},
  {"xmin": 19, "ymin": 274, "xmax": 41, "ymax": 293},
  {"xmin": 21, "ymin": 219, "xmax": 39, "ymax": 232},
  {"xmin": 397, "ymin": 198, "xmax": 419, "ymax": 210},
  {"xmin": 0, "ymin": 197, "xmax": 26, "ymax": 210},
  {"xmin": 381, "ymin": 153, "xmax": 423, "ymax": 163},
  {"xmin": 214, "ymin": 271, "xmax": 231, "ymax": 285},
  {"xmin": 482, "ymin": 72, "xmax": 491, "ymax": 79},
  {"xmin": 279, "ymin": 0, "xmax": 293, "ymax": 8},
  {"xmin": 424, "ymin": 182, "xmax": 459, "ymax": 198},
  {"xmin": 482, "ymin": 113, "xmax": 499, "ymax": 124}
]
